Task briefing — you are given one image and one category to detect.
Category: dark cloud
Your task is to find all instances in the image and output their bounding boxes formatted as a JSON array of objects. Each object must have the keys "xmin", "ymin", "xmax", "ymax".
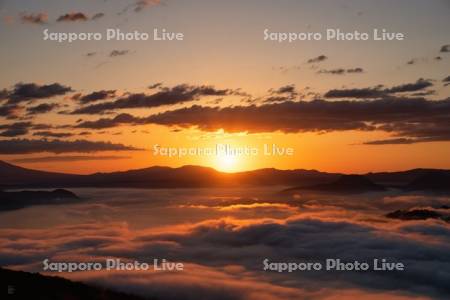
[
  {"xmin": 67, "ymin": 80, "xmax": 447, "ymax": 143},
  {"xmin": 0, "ymin": 122, "xmax": 31, "ymax": 137},
  {"xmin": 318, "ymin": 68, "xmax": 364, "ymax": 75},
  {"xmin": 0, "ymin": 89, "xmax": 8, "ymax": 100},
  {"xmin": 411, "ymin": 90, "xmax": 435, "ymax": 97},
  {"xmin": 347, "ymin": 68, "xmax": 364, "ymax": 73},
  {"xmin": 3, "ymin": 82, "xmax": 72, "ymax": 104},
  {"xmin": 307, "ymin": 55, "xmax": 327, "ymax": 63},
  {"xmin": 325, "ymin": 79, "xmax": 433, "ymax": 98},
  {"xmin": 0, "ymin": 139, "xmax": 143, "ymax": 154},
  {"xmin": 264, "ymin": 85, "xmax": 298, "ymax": 103},
  {"xmin": 78, "ymin": 131, "xmax": 91, "ymax": 136},
  {"xmin": 0, "ymin": 104, "xmax": 20, "ymax": 119},
  {"xmin": 270, "ymin": 84, "xmax": 296, "ymax": 95},
  {"xmin": 148, "ymin": 83, "xmax": 163, "ymax": 89},
  {"xmin": 109, "ymin": 50, "xmax": 130, "ymax": 57},
  {"xmin": 443, "ymin": 76, "xmax": 450, "ymax": 83},
  {"xmin": 20, "ymin": 13, "xmax": 48, "ymax": 25},
  {"xmin": 10, "ymin": 155, "xmax": 130, "ymax": 163},
  {"xmin": 32, "ymin": 131, "xmax": 74, "ymax": 138},
  {"xmin": 263, "ymin": 96, "xmax": 291, "ymax": 103},
  {"xmin": 363, "ymin": 138, "xmax": 431, "ymax": 145},
  {"xmin": 71, "ymin": 84, "xmax": 234, "ymax": 115},
  {"xmin": 31, "ymin": 123, "xmax": 53, "ymax": 130},
  {"xmin": 121, "ymin": 0, "xmax": 161, "ymax": 14},
  {"xmin": 440, "ymin": 45, "xmax": 450, "ymax": 53},
  {"xmin": 386, "ymin": 78, "xmax": 433, "ymax": 93},
  {"xmin": 75, "ymin": 113, "xmax": 141, "ymax": 129},
  {"xmin": 85, "ymin": 52, "xmax": 97, "ymax": 57},
  {"xmin": 324, "ymin": 87, "xmax": 385, "ymax": 98},
  {"xmin": 26, "ymin": 103, "xmax": 58, "ymax": 115},
  {"xmin": 319, "ymin": 68, "xmax": 346, "ymax": 75},
  {"xmin": 91, "ymin": 13, "xmax": 105, "ymax": 21},
  {"xmin": 142, "ymin": 98, "xmax": 450, "ymax": 144},
  {"xmin": 72, "ymin": 90, "xmax": 116, "ymax": 104},
  {"xmin": 73, "ymin": 97, "xmax": 450, "ymax": 140},
  {"xmin": 56, "ymin": 12, "xmax": 88, "ymax": 22}
]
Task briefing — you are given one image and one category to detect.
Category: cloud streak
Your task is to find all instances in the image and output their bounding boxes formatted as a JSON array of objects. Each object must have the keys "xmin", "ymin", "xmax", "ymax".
[
  {"xmin": 1, "ymin": 82, "xmax": 72, "ymax": 104},
  {"xmin": 307, "ymin": 55, "xmax": 327, "ymax": 63},
  {"xmin": 71, "ymin": 84, "xmax": 235, "ymax": 115},
  {"xmin": 325, "ymin": 79, "xmax": 433, "ymax": 98},
  {"xmin": 318, "ymin": 68, "xmax": 364, "ymax": 75},
  {"xmin": 72, "ymin": 90, "xmax": 116, "ymax": 104},
  {"xmin": 0, "ymin": 139, "xmax": 143, "ymax": 154},
  {"xmin": 10, "ymin": 155, "xmax": 130, "ymax": 163}
]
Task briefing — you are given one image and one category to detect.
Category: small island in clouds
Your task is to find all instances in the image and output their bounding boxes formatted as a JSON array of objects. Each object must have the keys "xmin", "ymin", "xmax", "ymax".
[{"xmin": 0, "ymin": 0, "xmax": 449, "ymax": 300}]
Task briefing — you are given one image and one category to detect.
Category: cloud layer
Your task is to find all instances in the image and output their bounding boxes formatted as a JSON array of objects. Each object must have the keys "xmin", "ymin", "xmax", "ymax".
[
  {"xmin": 0, "ymin": 189, "xmax": 449, "ymax": 299},
  {"xmin": 74, "ymin": 97, "xmax": 450, "ymax": 144}
]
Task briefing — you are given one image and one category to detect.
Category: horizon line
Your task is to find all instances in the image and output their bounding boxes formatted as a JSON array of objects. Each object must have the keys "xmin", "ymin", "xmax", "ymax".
[{"xmin": 1, "ymin": 160, "xmax": 447, "ymax": 177}]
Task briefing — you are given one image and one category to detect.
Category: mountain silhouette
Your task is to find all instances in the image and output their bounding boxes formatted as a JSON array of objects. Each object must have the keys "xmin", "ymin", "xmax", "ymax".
[
  {"xmin": 0, "ymin": 160, "xmax": 338, "ymax": 188},
  {"xmin": 405, "ymin": 170, "xmax": 450, "ymax": 191},
  {"xmin": 0, "ymin": 160, "xmax": 83, "ymax": 188},
  {"xmin": 285, "ymin": 174, "xmax": 386, "ymax": 193},
  {"xmin": 1, "ymin": 160, "xmax": 448, "ymax": 191}
]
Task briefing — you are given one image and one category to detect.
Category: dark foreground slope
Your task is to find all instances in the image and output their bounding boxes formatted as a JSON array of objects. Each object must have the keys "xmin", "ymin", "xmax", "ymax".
[{"xmin": 0, "ymin": 268, "xmax": 151, "ymax": 300}]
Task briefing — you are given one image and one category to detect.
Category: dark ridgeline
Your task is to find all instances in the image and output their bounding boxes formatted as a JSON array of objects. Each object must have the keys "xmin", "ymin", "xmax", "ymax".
[
  {"xmin": 0, "ymin": 160, "xmax": 339, "ymax": 188},
  {"xmin": 0, "ymin": 160, "xmax": 449, "ymax": 191},
  {"xmin": 284, "ymin": 174, "xmax": 386, "ymax": 194}
]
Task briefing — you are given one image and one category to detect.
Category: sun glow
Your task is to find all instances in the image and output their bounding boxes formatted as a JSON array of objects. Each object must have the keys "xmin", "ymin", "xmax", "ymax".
[{"xmin": 214, "ymin": 153, "xmax": 239, "ymax": 172}]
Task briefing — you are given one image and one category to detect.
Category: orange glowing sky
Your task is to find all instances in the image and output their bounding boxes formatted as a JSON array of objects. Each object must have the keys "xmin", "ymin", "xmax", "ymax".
[{"xmin": 0, "ymin": 0, "xmax": 449, "ymax": 174}]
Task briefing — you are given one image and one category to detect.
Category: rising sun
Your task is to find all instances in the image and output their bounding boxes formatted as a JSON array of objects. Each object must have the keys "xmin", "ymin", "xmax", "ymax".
[{"xmin": 214, "ymin": 153, "xmax": 239, "ymax": 172}]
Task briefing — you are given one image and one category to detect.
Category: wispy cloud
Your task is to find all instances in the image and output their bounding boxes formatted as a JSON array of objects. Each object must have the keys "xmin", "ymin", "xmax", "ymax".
[
  {"xmin": 307, "ymin": 55, "xmax": 327, "ymax": 64},
  {"xmin": 10, "ymin": 155, "xmax": 130, "ymax": 163},
  {"xmin": 20, "ymin": 12, "xmax": 48, "ymax": 25}
]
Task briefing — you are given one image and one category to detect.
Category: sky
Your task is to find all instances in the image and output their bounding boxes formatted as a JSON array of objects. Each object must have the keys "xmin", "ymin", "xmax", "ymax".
[{"xmin": 0, "ymin": 0, "xmax": 449, "ymax": 174}]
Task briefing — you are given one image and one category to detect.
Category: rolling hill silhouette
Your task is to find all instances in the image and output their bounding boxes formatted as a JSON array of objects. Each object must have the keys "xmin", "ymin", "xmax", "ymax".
[
  {"xmin": 0, "ymin": 160, "xmax": 338, "ymax": 188},
  {"xmin": 1, "ymin": 160, "xmax": 449, "ymax": 191}
]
